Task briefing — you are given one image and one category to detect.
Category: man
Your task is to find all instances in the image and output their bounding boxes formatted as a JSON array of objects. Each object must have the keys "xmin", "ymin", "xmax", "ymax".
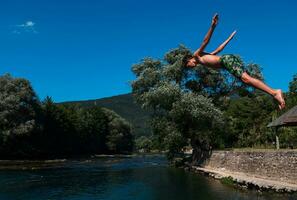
[{"xmin": 184, "ymin": 14, "xmax": 285, "ymax": 109}]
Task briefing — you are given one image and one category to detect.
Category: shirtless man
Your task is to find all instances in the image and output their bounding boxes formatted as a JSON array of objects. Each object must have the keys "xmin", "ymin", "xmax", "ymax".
[{"xmin": 184, "ymin": 14, "xmax": 285, "ymax": 110}]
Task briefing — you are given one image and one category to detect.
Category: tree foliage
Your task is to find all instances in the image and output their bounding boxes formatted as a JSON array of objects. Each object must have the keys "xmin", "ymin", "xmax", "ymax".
[
  {"xmin": 0, "ymin": 74, "xmax": 41, "ymax": 157},
  {"xmin": 0, "ymin": 74, "xmax": 40, "ymax": 139},
  {"xmin": 0, "ymin": 74, "xmax": 134, "ymax": 159},
  {"xmin": 135, "ymin": 136, "xmax": 152, "ymax": 152},
  {"xmin": 131, "ymin": 45, "xmax": 297, "ymax": 161},
  {"xmin": 103, "ymin": 108, "xmax": 134, "ymax": 153},
  {"xmin": 131, "ymin": 45, "xmax": 258, "ymax": 161}
]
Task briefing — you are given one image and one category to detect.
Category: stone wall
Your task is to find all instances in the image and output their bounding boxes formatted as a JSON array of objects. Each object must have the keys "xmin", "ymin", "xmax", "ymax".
[{"xmin": 202, "ymin": 150, "xmax": 297, "ymax": 184}]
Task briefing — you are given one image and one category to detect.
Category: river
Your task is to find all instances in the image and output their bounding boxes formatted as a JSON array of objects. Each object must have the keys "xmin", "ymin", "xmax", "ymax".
[{"xmin": 0, "ymin": 155, "xmax": 296, "ymax": 200}]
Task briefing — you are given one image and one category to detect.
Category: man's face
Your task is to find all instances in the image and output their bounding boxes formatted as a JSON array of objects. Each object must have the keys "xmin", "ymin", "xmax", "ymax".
[{"xmin": 187, "ymin": 57, "xmax": 197, "ymax": 67}]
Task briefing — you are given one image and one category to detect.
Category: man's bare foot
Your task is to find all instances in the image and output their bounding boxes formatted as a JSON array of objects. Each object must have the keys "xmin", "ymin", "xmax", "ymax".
[{"xmin": 273, "ymin": 89, "xmax": 285, "ymax": 110}]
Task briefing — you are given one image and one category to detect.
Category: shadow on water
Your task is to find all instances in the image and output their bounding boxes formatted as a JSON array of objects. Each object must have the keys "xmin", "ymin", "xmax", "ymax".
[{"xmin": 0, "ymin": 155, "xmax": 296, "ymax": 200}]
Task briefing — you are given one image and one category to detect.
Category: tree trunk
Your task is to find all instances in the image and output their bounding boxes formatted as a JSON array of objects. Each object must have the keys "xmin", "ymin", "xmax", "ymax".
[
  {"xmin": 276, "ymin": 135, "xmax": 280, "ymax": 150},
  {"xmin": 191, "ymin": 138, "xmax": 212, "ymax": 166}
]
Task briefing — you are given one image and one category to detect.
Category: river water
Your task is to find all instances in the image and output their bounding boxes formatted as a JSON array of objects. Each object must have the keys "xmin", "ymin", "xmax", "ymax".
[{"xmin": 0, "ymin": 155, "xmax": 296, "ymax": 200}]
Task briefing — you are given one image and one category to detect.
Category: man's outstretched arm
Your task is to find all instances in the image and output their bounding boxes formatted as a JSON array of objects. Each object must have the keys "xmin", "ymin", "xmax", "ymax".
[
  {"xmin": 210, "ymin": 31, "xmax": 236, "ymax": 55},
  {"xmin": 194, "ymin": 13, "xmax": 218, "ymax": 56}
]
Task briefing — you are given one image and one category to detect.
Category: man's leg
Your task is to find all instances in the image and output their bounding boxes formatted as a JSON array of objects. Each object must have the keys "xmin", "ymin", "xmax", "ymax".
[{"xmin": 241, "ymin": 72, "xmax": 285, "ymax": 109}]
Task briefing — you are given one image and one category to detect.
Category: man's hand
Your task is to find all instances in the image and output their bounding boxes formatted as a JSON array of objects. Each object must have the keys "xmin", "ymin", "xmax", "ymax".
[
  {"xmin": 195, "ymin": 13, "xmax": 219, "ymax": 56},
  {"xmin": 212, "ymin": 13, "xmax": 219, "ymax": 26},
  {"xmin": 229, "ymin": 30, "xmax": 237, "ymax": 40},
  {"xmin": 210, "ymin": 30, "xmax": 236, "ymax": 55}
]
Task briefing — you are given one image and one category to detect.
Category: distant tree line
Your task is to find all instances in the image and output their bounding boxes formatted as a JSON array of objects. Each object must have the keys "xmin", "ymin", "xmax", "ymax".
[
  {"xmin": 131, "ymin": 45, "xmax": 297, "ymax": 162},
  {"xmin": 0, "ymin": 74, "xmax": 134, "ymax": 159}
]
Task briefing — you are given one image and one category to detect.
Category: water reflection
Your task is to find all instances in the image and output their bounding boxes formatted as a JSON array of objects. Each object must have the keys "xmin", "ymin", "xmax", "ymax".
[{"xmin": 0, "ymin": 155, "xmax": 296, "ymax": 200}]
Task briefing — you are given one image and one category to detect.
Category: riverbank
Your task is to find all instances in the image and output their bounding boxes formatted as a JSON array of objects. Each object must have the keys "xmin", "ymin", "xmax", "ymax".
[
  {"xmin": 3, "ymin": 154, "xmax": 294, "ymax": 200},
  {"xmin": 188, "ymin": 149, "xmax": 297, "ymax": 193},
  {"xmin": 0, "ymin": 159, "xmax": 68, "ymax": 170},
  {"xmin": 0, "ymin": 153, "xmax": 164, "ymax": 170},
  {"xmin": 190, "ymin": 166, "xmax": 297, "ymax": 192}
]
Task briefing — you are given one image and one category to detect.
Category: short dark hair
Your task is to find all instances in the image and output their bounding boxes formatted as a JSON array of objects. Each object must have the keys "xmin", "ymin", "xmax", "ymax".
[{"xmin": 182, "ymin": 54, "xmax": 193, "ymax": 67}]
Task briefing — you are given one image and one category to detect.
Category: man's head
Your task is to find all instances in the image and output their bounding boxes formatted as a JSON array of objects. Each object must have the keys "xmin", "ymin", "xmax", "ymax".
[{"xmin": 182, "ymin": 54, "xmax": 197, "ymax": 68}]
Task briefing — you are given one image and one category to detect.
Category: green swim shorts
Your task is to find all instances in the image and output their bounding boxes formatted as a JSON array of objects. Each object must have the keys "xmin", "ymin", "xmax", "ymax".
[{"xmin": 220, "ymin": 54, "xmax": 244, "ymax": 78}]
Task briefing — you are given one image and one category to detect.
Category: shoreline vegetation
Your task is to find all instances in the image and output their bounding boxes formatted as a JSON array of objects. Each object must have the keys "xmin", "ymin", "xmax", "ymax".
[
  {"xmin": 0, "ymin": 153, "xmax": 165, "ymax": 170},
  {"xmin": 0, "ymin": 74, "xmax": 134, "ymax": 160}
]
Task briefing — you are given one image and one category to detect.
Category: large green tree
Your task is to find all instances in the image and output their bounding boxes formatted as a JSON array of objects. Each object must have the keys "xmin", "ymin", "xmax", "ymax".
[
  {"xmin": 103, "ymin": 108, "xmax": 134, "ymax": 153},
  {"xmin": 78, "ymin": 106, "xmax": 109, "ymax": 154},
  {"xmin": 39, "ymin": 97, "xmax": 81, "ymax": 156},
  {"xmin": 131, "ymin": 45, "xmax": 263, "ymax": 162},
  {"xmin": 0, "ymin": 74, "xmax": 41, "ymax": 158}
]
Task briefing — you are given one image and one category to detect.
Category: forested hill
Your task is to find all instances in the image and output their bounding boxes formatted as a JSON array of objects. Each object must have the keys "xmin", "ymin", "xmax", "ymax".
[{"xmin": 60, "ymin": 93, "xmax": 152, "ymax": 137}]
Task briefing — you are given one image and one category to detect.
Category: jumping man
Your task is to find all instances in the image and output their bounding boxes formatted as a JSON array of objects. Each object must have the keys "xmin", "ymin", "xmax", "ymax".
[{"xmin": 184, "ymin": 14, "xmax": 285, "ymax": 110}]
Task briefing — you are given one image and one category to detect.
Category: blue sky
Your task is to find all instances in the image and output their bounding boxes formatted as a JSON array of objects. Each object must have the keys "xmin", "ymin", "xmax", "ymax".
[{"xmin": 0, "ymin": 0, "xmax": 296, "ymax": 102}]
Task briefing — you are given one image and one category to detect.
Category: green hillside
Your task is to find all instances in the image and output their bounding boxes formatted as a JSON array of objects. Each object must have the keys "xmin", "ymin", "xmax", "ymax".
[{"xmin": 60, "ymin": 93, "xmax": 152, "ymax": 137}]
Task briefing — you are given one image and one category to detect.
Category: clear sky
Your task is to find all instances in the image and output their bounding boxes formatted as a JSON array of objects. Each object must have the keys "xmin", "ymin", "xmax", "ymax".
[{"xmin": 0, "ymin": 0, "xmax": 296, "ymax": 102}]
